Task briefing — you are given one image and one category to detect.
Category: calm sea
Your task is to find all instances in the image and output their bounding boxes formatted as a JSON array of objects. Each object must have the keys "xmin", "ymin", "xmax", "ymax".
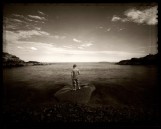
[{"xmin": 3, "ymin": 63, "xmax": 157, "ymax": 89}]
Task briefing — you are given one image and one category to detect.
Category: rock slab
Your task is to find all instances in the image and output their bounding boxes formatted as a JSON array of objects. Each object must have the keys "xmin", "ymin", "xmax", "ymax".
[{"xmin": 55, "ymin": 84, "xmax": 95, "ymax": 104}]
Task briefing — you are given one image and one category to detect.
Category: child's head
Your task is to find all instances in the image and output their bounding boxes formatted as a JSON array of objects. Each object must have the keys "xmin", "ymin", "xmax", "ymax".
[{"xmin": 73, "ymin": 64, "xmax": 77, "ymax": 68}]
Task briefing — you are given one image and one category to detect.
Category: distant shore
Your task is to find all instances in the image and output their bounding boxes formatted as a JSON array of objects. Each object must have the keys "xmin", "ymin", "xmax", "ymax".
[
  {"xmin": 3, "ymin": 52, "xmax": 158, "ymax": 67},
  {"xmin": 3, "ymin": 52, "xmax": 54, "ymax": 67},
  {"xmin": 116, "ymin": 54, "xmax": 158, "ymax": 65}
]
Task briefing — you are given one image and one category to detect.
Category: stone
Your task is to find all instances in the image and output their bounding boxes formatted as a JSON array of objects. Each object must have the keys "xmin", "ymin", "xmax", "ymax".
[{"xmin": 55, "ymin": 84, "xmax": 95, "ymax": 104}]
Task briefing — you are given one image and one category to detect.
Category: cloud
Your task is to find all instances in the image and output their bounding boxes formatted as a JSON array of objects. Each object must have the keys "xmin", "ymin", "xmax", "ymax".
[
  {"xmin": 63, "ymin": 45, "xmax": 73, "ymax": 49},
  {"xmin": 17, "ymin": 46, "xmax": 24, "ymax": 49},
  {"xmin": 77, "ymin": 43, "xmax": 93, "ymax": 49},
  {"xmin": 31, "ymin": 47, "xmax": 37, "ymax": 50},
  {"xmin": 119, "ymin": 28, "xmax": 125, "ymax": 31},
  {"xmin": 5, "ymin": 17, "xmax": 25, "ymax": 24},
  {"xmin": 34, "ymin": 27, "xmax": 41, "ymax": 30},
  {"xmin": 5, "ymin": 40, "xmax": 147, "ymax": 62},
  {"xmin": 25, "ymin": 18, "xmax": 34, "ymax": 22},
  {"xmin": 5, "ymin": 30, "xmax": 50, "ymax": 43},
  {"xmin": 111, "ymin": 6, "xmax": 158, "ymax": 25},
  {"xmin": 17, "ymin": 30, "xmax": 49, "ymax": 39},
  {"xmin": 5, "ymin": 24, "xmax": 17, "ymax": 30},
  {"xmin": 99, "ymin": 26, "xmax": 103, "ymax": 29},
  {"xmin": 111, "ymin": 16, "xmax": 129, "ymax": 23},
  {"xmin": 28, "ymin": 15, "xmax": 46, "ymax": 21},
  {"xmin": 105, "ymin": 28, "xmax": 111, "ymax": 32},
  {"xmin": 4, "ymin": 16, "xmax": 44, "ymax": 31},
  {"xmin": 73, "ymin": 38, "xmax": 81, "ymax": 43},
  {"xmin": 38, "ymin": 11, "xmax": 46, "ymax": 16},
  {"xmin": 13, "ymin": 14, "xmax": 35, "ymax": 22},
  {"xmin": 12, "ymin": 14, "xmax": 24, "ymax": 18},
  {"xmin": 11, "ymin": 19, "xmax": 23, "ymax": 23},
  {"xmin": 52, "ymin": 35, "xmax": 66, "ymax": 39},
  {"xmin": 5, "ymin": 31, "xmax": 20, "ymax": 42},
  {"xmin": 125, "ymin": 6, "xmax": 157, "ymax": 25},
  {"xmin": 111, "ymin": 16, "xmax": 121, "ymax": 22},
  {"xmin": 81, "ymin": 43, "xmax": 93, "ymax": 47},
  {"xmin": 107, "ymin": 28, "xmax": 111, "ymax": 31}
]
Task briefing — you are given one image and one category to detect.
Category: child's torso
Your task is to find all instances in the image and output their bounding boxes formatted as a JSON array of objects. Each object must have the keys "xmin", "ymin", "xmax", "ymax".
[{"xmin": 72, "ymin": 68, "xmax": 79, "ymax": 79}]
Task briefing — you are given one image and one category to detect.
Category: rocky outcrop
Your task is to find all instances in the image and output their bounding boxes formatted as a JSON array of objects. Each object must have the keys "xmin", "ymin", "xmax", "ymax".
[
  {"xmin": 3, "ymin": 52, "xmax": 26, "ymax": 67},
  {"xmin": 116, "ymin": 54, "xmax": 158, "ymax": 65},
  {"xmin": 26, "ymin": 61, "xmax": 43, "ymax": 65},
  {"xmin": 3, "ymin": 52, "xmax": 47, "ymax": 67},
  {"xmin": 55, "ymin": 84, "xmax": 95, "ymax": 104}
]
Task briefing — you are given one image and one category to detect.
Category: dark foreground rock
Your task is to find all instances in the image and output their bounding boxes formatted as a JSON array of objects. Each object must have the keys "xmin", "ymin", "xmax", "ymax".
[
  {"xmin": 2, "ymin": 102, "xmax": 160, "ymax": 127},
  {"xmin": 55, "ymin": 84, "xmax": 95, "ymax": 104},
  {"xmin": 116, "ymin": 54, "xmax": 158, "ymax": 65}
]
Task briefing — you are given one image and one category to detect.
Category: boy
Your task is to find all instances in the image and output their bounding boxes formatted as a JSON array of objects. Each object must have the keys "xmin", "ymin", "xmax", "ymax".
[{"xmin": 71, "ymin": 64, "xmax": 80, "ymax": 90}]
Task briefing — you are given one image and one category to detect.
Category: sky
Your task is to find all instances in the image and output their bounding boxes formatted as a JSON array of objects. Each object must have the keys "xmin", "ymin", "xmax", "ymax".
[{"xmin": 3, "ymin": 3, "xmax": 158, "ymax": 62}]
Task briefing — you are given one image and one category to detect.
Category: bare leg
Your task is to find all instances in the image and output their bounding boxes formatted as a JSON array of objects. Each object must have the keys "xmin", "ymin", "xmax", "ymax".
[
  {"xmin": 76, "ymin": 79, "xmax": 81, "ymax": 89},
  {"xmin": 72, "ymin": 79, "xmax": 76, "ymax": 90}
]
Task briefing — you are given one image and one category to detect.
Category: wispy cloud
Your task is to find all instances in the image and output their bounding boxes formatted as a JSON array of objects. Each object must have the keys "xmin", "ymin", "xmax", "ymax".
[
  {"xmin": 31, "ymin": 47, "xmax": 37, "ymax": 50},
  {"xmin": 52, "ymin": 35, "xmax": 66, "ymax": 39},
  {"xmin": 13, "ymin": 14, "xmax": 35, "ymax": 22},
  {"xmin": 111, "ymin": 16, "xmax": 129, "ymax": 23},
  {"xmin": 12, "ymin": 14, "xmax": 24, "ymax": 18},
  {"xmin": 18, "ymin": 30, "xmax": 49, "ymax": 39},
  {"xmin": 11, "ymin": 19, "xmax": 23, "ymax": 23},
  {"xmin": 5, "ymin": 14, "xmax": 47, "ymax": 31},
  {"xmin": 119, "ymin": 28, "xmax": 125, "ymax": 31},
  {"xmin": 63, "ymin": 45, "xmax": 73, "ymax": 49},
  {"xmin": 105, "ymin": 28, "xmax": 111, "ymax": 32},
  {"xmin": 107, "ymin": 28, "xmax": 111, "ymax": 31},
  {"xmin": 72, "ymin": 38, "xmax": 94, "ymax": 49},
  {"xmin": 5, "ymin": 17, "xmax": 25, "ymax": 24},
  {"xmin": 5, "ymin": 24, "xmax": 17, "ymax": 30},
  {"xmin": 99, "ymin": 26, "xmax": 103, "ymax": 29},
  {"xmin": 111, "ymin": 6, "xmax": 158, "ymax": 25},
  {"xmin": 17, "ymin": 46, "xmax": 24, "ymax": 49},
  {"xmin": 5, "ymin": 30, "xmax": 50, "ymax": 42},
  {"xmin": 81, "ymin": 43, "xmax": 93, "ymax": 47},
  {"xmin": 78, "ymin": 42, "xmax": 93, "ymax": 49},
  {"xmin": 111, "ymin": 16, "xmax": 121, "ymax": 22},
  {"xmin": 25, "ymin": 18, "xmax": 35, "ymax": 22},
  {"xmin": 38, "ymin": 11, "xmax": 46, "ymax": 16},
  {"xmin": 73, "ymin": 38, "xmax": 82, "ymax": 43},
  {"xmin": 28, "ymin": 15, "xmax": 46, "ymax": 21}
]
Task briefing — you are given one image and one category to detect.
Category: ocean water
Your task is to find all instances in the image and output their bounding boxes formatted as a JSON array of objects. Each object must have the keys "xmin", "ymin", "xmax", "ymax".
[
  {"xmin": 3, "ymin": 63, "xmax": 157, "ymax": 88},
  {"xmin": 3, "ymin": 63, "xmax": 158, "ymax": 107}
]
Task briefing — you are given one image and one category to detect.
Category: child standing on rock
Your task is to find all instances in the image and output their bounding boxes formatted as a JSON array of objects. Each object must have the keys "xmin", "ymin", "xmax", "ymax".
[{"xmin": 71, "ymin": 64, "xmax": 80, "ymax": 90}]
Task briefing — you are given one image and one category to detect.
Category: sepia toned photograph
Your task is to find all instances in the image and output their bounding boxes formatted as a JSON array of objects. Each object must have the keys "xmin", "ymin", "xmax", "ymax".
[{"xmin": 2, "ymin": 3, "xmax": 160, "ymax": 128}]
